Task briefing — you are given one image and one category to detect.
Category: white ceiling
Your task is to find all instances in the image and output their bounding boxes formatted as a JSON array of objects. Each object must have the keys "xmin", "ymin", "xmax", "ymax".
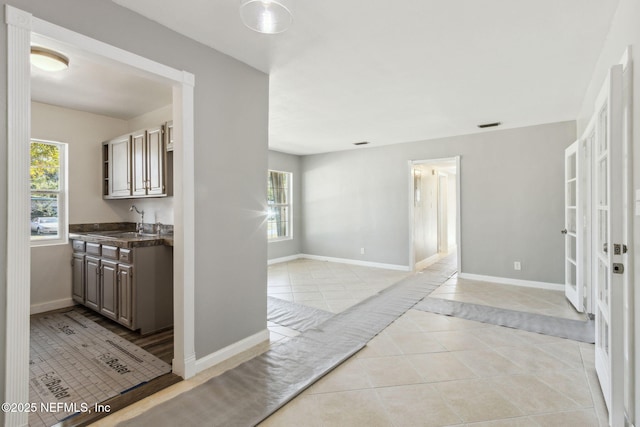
[
  {"xmin": 46, "ymin": 1, "xmax": 621, "ymax": 154},
  {"xmin": 31, "ymin": 34, "xmax": 172, "ymax": 120}
]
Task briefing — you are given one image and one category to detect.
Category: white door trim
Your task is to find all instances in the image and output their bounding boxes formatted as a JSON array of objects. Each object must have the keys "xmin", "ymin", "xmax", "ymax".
[
  {"xmin": 618, "ymin": 46, "xmax": 634, "ymax": 426},
  {"xmin": 408, "ymin": 156, "xmax": 461, "ymax": 274},
  {"xmin": 4, "ymin": 7, "xmax": 32, "ymax": 426},
  {"xmin": 5, "ymin": 7, "xmax": 197, "ymax": 425}
]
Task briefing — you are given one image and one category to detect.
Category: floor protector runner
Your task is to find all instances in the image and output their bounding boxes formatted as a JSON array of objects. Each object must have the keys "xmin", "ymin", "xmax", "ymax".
[
  {"xmin": 414, "ymin": 297, "xmax": 595, "ymax": 343},
  {"xmin": 267, "ymin": 296, "xmax": 333, "ymax": 332},
  {"xmin": 119, "ymin": 259, "xmax": 458, "ymax": 427}
]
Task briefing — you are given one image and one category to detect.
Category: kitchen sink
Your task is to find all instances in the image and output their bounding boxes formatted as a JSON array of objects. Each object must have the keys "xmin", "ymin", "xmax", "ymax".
[{"xmin": 86, "ymin": 231, "xmax": 158, "ymax": 239}]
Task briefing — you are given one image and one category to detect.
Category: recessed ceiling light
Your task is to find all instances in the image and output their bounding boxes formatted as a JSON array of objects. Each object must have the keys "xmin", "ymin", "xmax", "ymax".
[
  {"xmin": 477, "ymin": 121, "xmax": 502, "ymax": 129},
  {"xmin": 353, "ymin": 141, "xmax": 370, "ymax": 146},
  {"xmin": 30, "ymin": 46, "xmax": 69, "ymax": 72}
]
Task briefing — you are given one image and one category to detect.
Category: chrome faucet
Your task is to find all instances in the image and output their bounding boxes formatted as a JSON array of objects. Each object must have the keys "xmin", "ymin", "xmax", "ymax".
[{"xmin": 129, "ymin": 205, "xmax": 144, "ymax": 234}]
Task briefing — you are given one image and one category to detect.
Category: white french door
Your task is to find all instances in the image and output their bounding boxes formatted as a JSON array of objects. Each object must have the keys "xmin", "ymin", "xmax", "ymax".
[
  {"xmin": 564, "ymin": 140, "xmax": 583, "ymax": 312},
  {"xmin": 593, "ymin": 63, "xmax": 625, "ymax": 426}
]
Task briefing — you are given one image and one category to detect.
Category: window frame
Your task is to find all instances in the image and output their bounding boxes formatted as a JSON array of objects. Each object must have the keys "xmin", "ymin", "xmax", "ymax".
[
  {"xmin": 267, "ymin": 169, "xmax": 293, "ymax": 242},
  {"xmin": 30, "ymin": 139, "xmax": 68, "ymax": 247}
]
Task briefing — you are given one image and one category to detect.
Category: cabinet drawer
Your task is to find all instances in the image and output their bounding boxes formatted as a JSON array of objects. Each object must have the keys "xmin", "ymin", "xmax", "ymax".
[
  {"xmin": 86, "ymin": 243, "xmax": 101, "ymax": 256},
  {"xmin": 119, "ymin": 248, "xmax": 133, "ymax": 263},
  {"xmin": 102, "ymin": 245, "xmax": 119, "ymax": 260},
  {"xmin": 72, "ymin": 240, "xmax": 86, "ymax": 252}
]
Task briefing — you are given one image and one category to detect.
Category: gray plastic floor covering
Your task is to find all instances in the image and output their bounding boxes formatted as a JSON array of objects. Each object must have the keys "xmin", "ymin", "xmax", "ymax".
[
  {"xmin": 119, "ymin": 265, "xmax": 455, "ymax": 427},
  {"xmin": 414, "ymin": 297, "xmax": 595, "ymax": 343},
  {"xmin": 267, "ymin": 296, "xmax": 333, "ymax": 332}
]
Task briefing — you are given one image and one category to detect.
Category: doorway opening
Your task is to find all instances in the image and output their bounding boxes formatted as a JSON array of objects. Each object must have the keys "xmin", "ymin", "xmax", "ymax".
[
  {"xmin": 409, "ymin": 157, "xmax": 461, "ymax": 272},
  {"xmin": 6, "ymin": 6, "xmax": 196, "ymax": 425}
]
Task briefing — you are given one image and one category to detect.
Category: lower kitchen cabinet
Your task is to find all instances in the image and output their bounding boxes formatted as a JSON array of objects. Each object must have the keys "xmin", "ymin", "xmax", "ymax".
[
  {"xmin": 71, "ymin": 240, "xmax": 173, "ymax": 334},
  {"xmin": 117, "ymin": 264, "xmax": 134, "ymax": 328},
  {"xmin": 100, "ymin": 259, "xmax": 119, "ymax": 321},
  {"xmin": 71, "ymin": 253, "xmax": 85, "ymax": 303},
  {"xmin": 85, "ymin": 255, "xmax": 101, "ymax": 312}
]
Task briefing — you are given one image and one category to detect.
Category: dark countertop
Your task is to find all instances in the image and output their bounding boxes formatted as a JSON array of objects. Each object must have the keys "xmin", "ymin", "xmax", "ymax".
[{"xmin": 69, "ymin": 232, "xmax": 174, "ymax": 248}]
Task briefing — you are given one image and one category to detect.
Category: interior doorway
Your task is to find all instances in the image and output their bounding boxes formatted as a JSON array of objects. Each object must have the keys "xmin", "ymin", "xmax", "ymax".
[
  {"xmin": 6, "ymin": 6, "xmax": 196, "ymax": 424},
  {"xmin": 409, "ymin": 157, "xmax": 460, "ymax": 272}
]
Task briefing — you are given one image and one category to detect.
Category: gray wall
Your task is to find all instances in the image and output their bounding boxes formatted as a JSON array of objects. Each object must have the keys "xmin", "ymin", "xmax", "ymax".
[
  {"xmin": 301, "ymin": 121, "xmax": 575, "ymax": 283},
  {"xmin": 2, "ymin": 0, "xmax": 268, "ymax": 361},
  {"xmin": 268, "ymin": 150, "xmax": 302, "ymax": 260}
]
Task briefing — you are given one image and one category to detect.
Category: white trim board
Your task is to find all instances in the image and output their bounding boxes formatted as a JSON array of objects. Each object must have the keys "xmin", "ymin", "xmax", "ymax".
[
  {"xmin": 268, "ymin": 254, "xmax": 301, "ymax": 265},
  {"xmin": 415, "ymin": 253, "xmax": 441, "ymax": 271},
  {"xmin": 195, "ymin": 329, "xmax": 269, "ymax": 374},
  {"xmin": 458, "ymin": 272, "xmax": 565, "ymax": 291},
  {"xmin": 30, "ymin": 298, "xmax": 75, "ymax": 315},
  {"xmin": 269, "ymin": 253, "xmax": 411, "ymax": 272}
]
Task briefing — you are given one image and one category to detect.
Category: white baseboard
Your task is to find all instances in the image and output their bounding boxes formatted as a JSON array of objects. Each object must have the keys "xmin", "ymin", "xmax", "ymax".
[
  {"xmin": 267, "ymin": 253, "xmax": 411, "ymax": 271},
  {"xmin": 300, "ymin": 254, "xmax": 411, "ymax": 271},
  {"xmin": 173, "ymin": 353, "xmax": 197, "ymax": 379},
  {"xmin": 195, "ymin": 329, "xmax": 270, "ymax": 374},
  {"xmin": 458, "ymin": 272, "xmax": 564, "ymax": 291},
  {"xmin": 415, "ymin": 253, "xmax": 441, "ymax": 271},
  {"xmin": 268, "ymin": 254, "xmax": 302, "ymax": 265},
  {"xmin": 30, "ymin": 298, "xmax": 75, "ymax": 314}
]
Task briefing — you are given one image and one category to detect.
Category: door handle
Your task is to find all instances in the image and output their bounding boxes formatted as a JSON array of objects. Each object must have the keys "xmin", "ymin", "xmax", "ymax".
[
  {"xmin": 603, "ymin": 243, "xmax": 608, "ymax": 253},
  {"xmin": 561, "ymin": 229, "xmax": 568, "ymax": 234}
]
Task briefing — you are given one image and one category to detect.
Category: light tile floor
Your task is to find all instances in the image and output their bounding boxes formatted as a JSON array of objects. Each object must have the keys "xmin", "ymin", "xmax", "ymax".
[
  {"xmin": 262, "ymin": 258, "xmax": 608, "ymax": 427},
  {"xmin": 267, "ymin": 259, "xmax": 412, "ymax": 345},
  {"xmin": 98, "ymin": 257, "xmax": 608, "ymax": 426},
  {"xmin": 267, "ymin": 259, "xmax": 411, "ymax": 312}
]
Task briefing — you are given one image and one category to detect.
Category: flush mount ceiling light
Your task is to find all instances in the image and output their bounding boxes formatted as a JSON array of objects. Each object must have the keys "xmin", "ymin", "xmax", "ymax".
[
  {"xmin": 30, "ymin": 46, "xmax": 69, "ymax": 72},
  {"xmin": 240, "ymin": 0, "xmax": 293, "ymax": 34}
]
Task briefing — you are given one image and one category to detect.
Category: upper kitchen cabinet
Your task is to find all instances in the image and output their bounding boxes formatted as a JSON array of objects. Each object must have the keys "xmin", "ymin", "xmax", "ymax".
[
  {"xmin": 165, "ymin": 121, "xmax": 174, "ymax": 152},
  {"xmin": 103, "ymin": 124, "xmax": 169, "ymax": 199},
  {"xmin": 105, "ymin": 134, "xmax": 131, "ymax": 198}
]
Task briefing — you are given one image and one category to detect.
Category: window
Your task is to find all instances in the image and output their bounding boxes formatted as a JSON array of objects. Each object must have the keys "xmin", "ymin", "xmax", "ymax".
[
  {"xmin": 267, "ymin": 170, "xmax": 292, "ymax": 240},
  {"xmin": 31, "ymin": 140, "xmax": 67, "ymax": 245}
]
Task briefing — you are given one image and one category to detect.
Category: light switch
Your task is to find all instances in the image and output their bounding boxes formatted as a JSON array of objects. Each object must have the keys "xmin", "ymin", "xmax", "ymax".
[{"xmin": 636, "ymin": 189, "xmax": 640, "ymax": 216}]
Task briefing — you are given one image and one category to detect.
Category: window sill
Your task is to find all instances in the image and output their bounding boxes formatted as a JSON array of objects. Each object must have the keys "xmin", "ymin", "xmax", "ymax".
[
  {"xmin": 268, "ymin": 237, "xmax": 293, "ymax": 243},
  {"xmin": 31, "ymin": 236, "xmax": 69, "ymax": 248}
]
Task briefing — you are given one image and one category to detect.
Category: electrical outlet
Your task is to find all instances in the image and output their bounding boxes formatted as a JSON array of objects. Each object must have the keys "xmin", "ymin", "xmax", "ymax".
[
  {"xmin": 360, "ymin": 248, "xmax": 365, "ymax": 255},
  {"xmin": 514, "ymin": 261, "xmax": 521, "ymax": 271}
]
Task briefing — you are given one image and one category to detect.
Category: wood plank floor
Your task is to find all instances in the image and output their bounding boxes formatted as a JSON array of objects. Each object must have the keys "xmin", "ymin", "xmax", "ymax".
[{"xmin": 32, "ymin": 305, "xmax": 180, "ymax": 427}]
